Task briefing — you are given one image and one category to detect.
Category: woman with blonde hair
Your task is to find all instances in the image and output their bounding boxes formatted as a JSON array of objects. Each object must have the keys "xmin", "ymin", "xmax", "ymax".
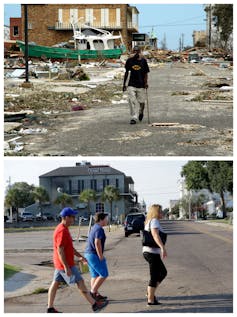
[{"xmin": 143, "ymin": 204, "xmax": 167, "ymax": 306}]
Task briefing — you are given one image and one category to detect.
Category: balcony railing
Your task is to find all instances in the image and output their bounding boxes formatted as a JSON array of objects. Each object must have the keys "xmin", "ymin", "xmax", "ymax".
[{"xmin": 52, "ymin": 21, "xmax": 138, "ymax": 31}]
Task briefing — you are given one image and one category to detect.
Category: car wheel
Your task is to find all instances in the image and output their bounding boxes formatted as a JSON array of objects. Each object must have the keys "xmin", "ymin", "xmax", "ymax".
[{"xmin": 125, "ymin": 232, "xmax": 129, "ymax": 237}]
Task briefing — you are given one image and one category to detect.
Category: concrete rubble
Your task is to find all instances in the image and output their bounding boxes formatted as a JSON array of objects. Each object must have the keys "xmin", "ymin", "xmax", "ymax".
[{"xmin": 4, "ymin": 48, "xmax": 233, "ymax": 155}]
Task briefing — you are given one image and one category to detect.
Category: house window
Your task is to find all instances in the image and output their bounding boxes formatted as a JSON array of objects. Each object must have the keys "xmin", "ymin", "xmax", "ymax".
[
  {"xmin": 71, "ymin": 179, "xmax": 78, "ymax": 195},
  {"xmin": 13, "ymin": 26, "xmax": 19, "ymax": 36},
  {"xmin": 70, "ymin": 8, "xmax": 78, "ymax": 24},
  {"xmin": 91, "ymin": 179, "xmax": 97, "ymax": 191},
  {"xmin": 103, "ymin": 179, "xmax": 110, "ymax": 188},
  {"xmin": 101, "ymin": 8, "xmax": 109, "ymax": 26},
  {"xmin": 96, "ymin": 203, "xmax": 104, "ymax": 212},
  {"xmin": 116, "ymin": 8, "xmax": 121, "ymax": 27},
  {"xmin": 58, "ymin": 9, "xmax": 63, "ymax": 23},
  {"xmin": 78, "ymin": 180, "xmax": 85, "ymax": 193},
  {"xmin": 85, "ymin": 8, "xmax": 94, "ymax": 25},
  {"xmin": 116, "ymin": 179, "xmax": 119, "ymax": 188},
  {"xmin": 68, "ymin": 180, "xmax": 72, "ymax": 194}
]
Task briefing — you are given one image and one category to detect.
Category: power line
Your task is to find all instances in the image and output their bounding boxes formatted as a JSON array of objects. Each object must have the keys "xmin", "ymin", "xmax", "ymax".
[{"xmin": 140, "ymin": 23, "xmax": 205, "ymax": 28}]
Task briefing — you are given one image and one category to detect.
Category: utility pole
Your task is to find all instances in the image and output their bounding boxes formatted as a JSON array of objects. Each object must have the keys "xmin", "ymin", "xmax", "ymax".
[
  {"xmin": 208, "ymin": 4, "xmax": 212, "ymax": 51},
  {"xmin": 188, "ymin": 190, "xmax": 192, "ymax": 220},
  {"xmin": 22, "ymin": 4, "xmax": 33, "ymax": 88},
  {"xmin": 24, "ymin": 4, "xmax": 29, "ymax": 83}
]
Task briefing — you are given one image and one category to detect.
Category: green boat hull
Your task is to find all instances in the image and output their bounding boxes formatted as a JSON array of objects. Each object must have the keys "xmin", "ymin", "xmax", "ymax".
[{"xmin": 16, "ymin": 41, "xmax": 123, "ymax": 60}]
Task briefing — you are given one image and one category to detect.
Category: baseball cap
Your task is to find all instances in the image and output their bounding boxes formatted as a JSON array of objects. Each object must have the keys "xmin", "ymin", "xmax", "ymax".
[{"xmin": 60, "ymin": 207, "xmax": 78, "ymax": 217}]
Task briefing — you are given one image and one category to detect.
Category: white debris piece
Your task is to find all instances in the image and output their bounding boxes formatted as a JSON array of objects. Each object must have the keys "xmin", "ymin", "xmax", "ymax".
[
  {"xmin": 111, "ymin": 99, "xmax": 128, "ymax": 104},
  {"xmin": 19, "ymin": 128, "xmax": 48, "ymax": 135}
]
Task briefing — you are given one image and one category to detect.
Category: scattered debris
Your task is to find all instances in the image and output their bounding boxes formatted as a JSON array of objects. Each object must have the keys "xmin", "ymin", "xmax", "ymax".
[
  {"xmin": 151, "ymin": 122, "xmax": 180, "ymax": 127},
  {"xmin": 19, "ymin": 128, "xmax": 48, "ymax": 135}
]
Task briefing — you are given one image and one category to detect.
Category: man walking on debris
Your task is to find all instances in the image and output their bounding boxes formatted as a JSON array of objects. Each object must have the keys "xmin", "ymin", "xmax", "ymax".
[
  {"xmin": 47, "ymin": 207, "xmax": 108, "ymax": 313},
  {"xmin": 123, "ymin": 45, "xmax": 150, "ymax": 124}
]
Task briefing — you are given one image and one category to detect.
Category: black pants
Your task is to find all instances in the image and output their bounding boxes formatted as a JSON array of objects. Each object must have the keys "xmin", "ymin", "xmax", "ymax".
[{"xmin": 143, "ymin": 252, "xmax": 167, "ymax": 287}]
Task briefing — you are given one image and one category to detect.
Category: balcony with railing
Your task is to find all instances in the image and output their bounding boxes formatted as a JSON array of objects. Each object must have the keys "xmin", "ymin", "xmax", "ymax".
[{"xmin": 50, "ymin": 21, "xmax": 138, "ymax": 31}]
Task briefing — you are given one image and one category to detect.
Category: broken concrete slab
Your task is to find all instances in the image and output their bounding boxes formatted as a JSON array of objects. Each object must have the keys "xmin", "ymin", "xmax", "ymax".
[{"xmin": 4, "ymin": 122, "xmax": 23, "ymax": 133}]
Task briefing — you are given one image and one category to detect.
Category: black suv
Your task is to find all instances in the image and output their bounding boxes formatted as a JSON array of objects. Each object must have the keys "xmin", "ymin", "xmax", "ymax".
[{"xmin": 124, "ymin": 212, "xmax": 145, "ymax": 237}]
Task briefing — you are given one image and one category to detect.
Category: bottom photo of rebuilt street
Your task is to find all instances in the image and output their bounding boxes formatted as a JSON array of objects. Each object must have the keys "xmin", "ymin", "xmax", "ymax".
[{"xmin": 4, "ymin": 158, "xmax": 233, "ymax": 313}]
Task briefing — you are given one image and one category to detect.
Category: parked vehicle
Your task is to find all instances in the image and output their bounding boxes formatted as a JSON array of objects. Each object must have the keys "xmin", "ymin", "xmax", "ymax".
[
  {"xmin": 36, "ymin": 212, "xmax": 55, "ymax": 221},
  {"xmin": 124, "ymin": 212, "xmax": 145, "ymax": 237},
  {"xmin": 80, "ymin": 216, "xmax": 88, "ymax": 222},
  {"xmin": 20, "ymin": 212, "xmax": 34, "ymax": 222}
]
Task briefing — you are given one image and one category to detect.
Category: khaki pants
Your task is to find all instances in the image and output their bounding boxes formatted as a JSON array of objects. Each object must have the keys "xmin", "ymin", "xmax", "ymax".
[{"xmin": 127, "ymin": 86, "xmax": 146, "ymax": 121}]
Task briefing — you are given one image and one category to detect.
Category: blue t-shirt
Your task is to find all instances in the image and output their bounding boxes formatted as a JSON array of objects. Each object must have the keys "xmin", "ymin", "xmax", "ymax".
[{"xmin": 85, "ymin": 223, "xmax": 106, "ymax": 254}]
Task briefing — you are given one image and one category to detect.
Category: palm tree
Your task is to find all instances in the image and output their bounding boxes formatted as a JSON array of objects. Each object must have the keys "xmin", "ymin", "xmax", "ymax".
[
  {"xmin": 32, "ymin": 186, "xmax": 49, "ymax": 218},
  {"xmin": 79, "ymin": 189, "xmax": 96, "ymax": 216},
  {"xmin": 54, "ymin": 193, "xmax": 73, "ymax": 209},
  {"xmin": 101, "ymin": 185, "xmax": 120, "ymax": 223}
]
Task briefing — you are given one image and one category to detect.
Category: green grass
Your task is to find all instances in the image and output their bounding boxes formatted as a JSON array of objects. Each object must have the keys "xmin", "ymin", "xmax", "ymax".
[
  {"xmin": 4, "ymin": 263, "xmax": 21, "ymax": 280},
  {"xmin": 4, "ymin": 226, "xmax": 56, "ymax": 233},
  {"xmin": 209, "ymin": 218, "xmax": 232, "ymax": 225},
  {"xmin": 32, "ymin": 287, "xmax": 48, "ymax": 294}
]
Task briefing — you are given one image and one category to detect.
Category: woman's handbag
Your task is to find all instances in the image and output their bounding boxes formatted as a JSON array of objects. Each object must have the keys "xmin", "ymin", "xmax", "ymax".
[{"xmin": 142, "ymin": 221, "xmax": 167, "ymax": 248}]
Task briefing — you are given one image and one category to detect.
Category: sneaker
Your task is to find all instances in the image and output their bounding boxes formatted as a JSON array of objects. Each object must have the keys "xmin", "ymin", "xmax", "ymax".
[
  {"xmin": 90, "ymin": 292, "xmax": 107, "ymax": 301},
  {"xmin": 47, "ymin": 307, "xmax": 62, "ymax": 313},
  {"xmin": 138, "ymin": 113, "xmax": 144, "ymax": 121},
  {"xmin": 95, "ymin": 293, "xmax": 108, "ymax": 301},
  {"xmin": 92, "ymin": 300, "xmax": 108, "ymax": 312},
  {"xmin": 130, "ymin": 119, "xmax": 136, "ymax": 124},
  {"xmin": 147, "ymin": 298, "xmax": 162, "ymax": 306}
]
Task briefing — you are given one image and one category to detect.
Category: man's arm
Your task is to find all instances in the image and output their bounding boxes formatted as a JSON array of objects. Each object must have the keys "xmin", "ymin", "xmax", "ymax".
[
  {"xmin": 58, "ymin": 246, "xmax": 71, "ymax": 276},
  {"xmin": 74, "ymin": 248, "xmax": 87, "ymax": 263}
]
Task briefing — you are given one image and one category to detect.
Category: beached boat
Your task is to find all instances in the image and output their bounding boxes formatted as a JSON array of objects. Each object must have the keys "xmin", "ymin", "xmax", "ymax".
[{"xmin": 17, "ymin": 23, "xmax": 125, "ymax": 60}]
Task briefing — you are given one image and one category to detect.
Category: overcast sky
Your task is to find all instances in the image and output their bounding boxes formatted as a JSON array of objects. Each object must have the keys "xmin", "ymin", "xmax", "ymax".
[{"xmin": 4, "ymin": 158, "xmax": 188, "ymax": 209}]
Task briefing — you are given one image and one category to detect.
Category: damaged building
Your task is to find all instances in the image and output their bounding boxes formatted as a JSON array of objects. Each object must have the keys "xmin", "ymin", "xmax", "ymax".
[{"xmin": 14, "ymin": 4, "xmax": 139, "ymax": 51}]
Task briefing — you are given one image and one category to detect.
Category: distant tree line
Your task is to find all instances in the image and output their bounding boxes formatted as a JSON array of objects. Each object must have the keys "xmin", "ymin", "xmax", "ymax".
[{"xmin": 181, "ymin": 161, "xmax": 233, "ymax": 218}]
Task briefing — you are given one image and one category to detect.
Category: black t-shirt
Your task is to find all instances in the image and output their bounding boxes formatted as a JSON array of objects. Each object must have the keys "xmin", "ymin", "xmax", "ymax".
[{"xmin": 125, "ymin": 57, "xmax": 150, "ymax": 88}]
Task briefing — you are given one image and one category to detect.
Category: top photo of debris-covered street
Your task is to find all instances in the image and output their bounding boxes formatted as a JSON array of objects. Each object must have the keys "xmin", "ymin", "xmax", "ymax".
[{"xmin": 4, "ymin": 4, "xmax": 233, "ymax": 156}]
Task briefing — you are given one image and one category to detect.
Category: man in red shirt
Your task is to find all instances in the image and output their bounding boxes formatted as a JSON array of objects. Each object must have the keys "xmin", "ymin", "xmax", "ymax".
[{"xmin": 47, "ymin": 207, "xmax": 108, "ymax": 313}]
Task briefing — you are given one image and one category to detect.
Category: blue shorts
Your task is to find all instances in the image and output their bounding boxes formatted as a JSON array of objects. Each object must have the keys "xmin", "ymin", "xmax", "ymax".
[
  {"xmin": 85, "ymin": 253, "xmax": 109, "ymax": 278},
  {"xmin": 53, "ymin": 265, "xmax": 83, "ymax": 285}
]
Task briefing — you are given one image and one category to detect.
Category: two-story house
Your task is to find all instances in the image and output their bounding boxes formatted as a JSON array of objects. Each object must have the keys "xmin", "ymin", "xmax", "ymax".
[
  {"xmin": 26, "ymin": 162, "xmax": 137, "ymax": 220},
  {"xmin": 19, "ymin": 4, "xmax": 139, "ymax": 51}
]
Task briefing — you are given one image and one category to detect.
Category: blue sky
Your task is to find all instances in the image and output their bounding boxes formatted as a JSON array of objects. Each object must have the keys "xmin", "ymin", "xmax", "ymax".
[{"xmin": 4, "ymin": 3, "xmax": 206, "ymax": 50}]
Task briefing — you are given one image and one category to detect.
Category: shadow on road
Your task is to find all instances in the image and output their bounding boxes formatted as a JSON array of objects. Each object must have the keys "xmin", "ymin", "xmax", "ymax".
[{"xmin": 137, "ymin": 293, "xmax": 233, "ymax": 313}]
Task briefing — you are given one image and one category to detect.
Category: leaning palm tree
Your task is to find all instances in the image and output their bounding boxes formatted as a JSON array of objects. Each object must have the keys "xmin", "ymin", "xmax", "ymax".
[
  {"xmin": 79, "ymin": 189, "xmax": 96, "ymax": 216},
  {"xmin": 101, "ymin": 185, "xmax": 120, "ymax": 224},
  {"xmin": 32, "ymin": 186, "xmax": 49, "ymax": 218}
]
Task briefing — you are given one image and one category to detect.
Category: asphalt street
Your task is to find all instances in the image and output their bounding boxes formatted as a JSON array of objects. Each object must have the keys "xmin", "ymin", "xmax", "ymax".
[
  {"xmin": 4, "ymin": 220, "xmax": 233, "ymax": 313},
  {"xmin": 14, "ymin": 63, "xmax": 232, "ymax": 156}
]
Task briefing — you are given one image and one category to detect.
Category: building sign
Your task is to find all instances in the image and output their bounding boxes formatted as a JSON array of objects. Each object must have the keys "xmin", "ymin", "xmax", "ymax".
[{"xmin": 132, "ymin": 33, "xmax": 146, "ymax": 41}]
